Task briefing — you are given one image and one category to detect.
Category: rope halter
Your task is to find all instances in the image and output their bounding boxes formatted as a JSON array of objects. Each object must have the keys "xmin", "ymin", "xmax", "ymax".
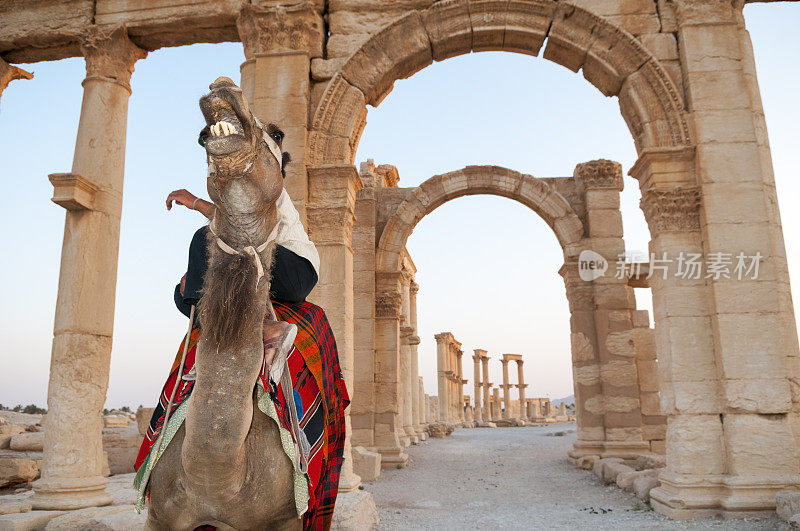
[{"xmin": 208, "ymin": 220, "xmax": 280, "ymax": 283}]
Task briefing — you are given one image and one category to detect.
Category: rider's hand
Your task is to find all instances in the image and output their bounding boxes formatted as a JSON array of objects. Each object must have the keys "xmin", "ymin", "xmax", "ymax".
[{"xmin": 166, "ymin": 189, "xmax": 197, "ymax": 211}]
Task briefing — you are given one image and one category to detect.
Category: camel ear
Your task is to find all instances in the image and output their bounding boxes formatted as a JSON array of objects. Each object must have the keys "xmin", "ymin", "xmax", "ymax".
[{"xmin": 281, "ymin": 151, "xmax": 292, "ymax": 178}]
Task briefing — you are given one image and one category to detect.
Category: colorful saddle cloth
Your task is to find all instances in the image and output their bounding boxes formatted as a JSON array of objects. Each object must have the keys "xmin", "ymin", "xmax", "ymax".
[{"xmin": 133, "ymin": 301, "xmax": 349, "ymax": 531}]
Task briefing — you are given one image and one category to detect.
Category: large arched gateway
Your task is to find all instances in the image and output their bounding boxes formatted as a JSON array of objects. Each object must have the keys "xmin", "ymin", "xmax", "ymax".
[
  {"xmin": 352, "ymin": 160, "xmax": 665, "ymax": 472},
  {"xmin": 2, "ymin": 0, "xmax": 799, "ymax": 521}
]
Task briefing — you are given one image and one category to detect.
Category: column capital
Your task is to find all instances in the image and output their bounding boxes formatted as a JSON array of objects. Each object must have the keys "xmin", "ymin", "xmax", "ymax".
[
  {"xmin": 307, "ymin": 164, "xmax": 363, "ymax": 245},
  {"xmin": 409, "ymin": 280, "xmax": 419, "ymax": 294},
  {"xmin": 641, "ymin": 186, "xmax": 702, "ymax": 233},
  {"xmin": 574, "ymin": 159, "xmax": 623, "ymax": 191},
  {"xmin": 237, "ymin": 2, "xmax": 324, "ymax": 60},
  {"xmin": 376, "ymin": 291, "xmax": 402, "ymax": 318},
  {"xmin": 81, "ymin": 25, "xmax": 147, "ymax": 90}
]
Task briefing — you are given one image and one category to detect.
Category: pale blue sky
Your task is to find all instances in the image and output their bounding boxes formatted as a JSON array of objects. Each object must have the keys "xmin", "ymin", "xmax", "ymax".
[{"xmin": 1, "ymin": 3, "xmax": 798, "ymax": 409}]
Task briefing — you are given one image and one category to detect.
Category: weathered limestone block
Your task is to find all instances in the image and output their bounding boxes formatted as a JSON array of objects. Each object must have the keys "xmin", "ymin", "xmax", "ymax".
[
  {"xmin": 352, "ymin": 446, "xmax": 381, "ymax": 482},
  {"xmin": 0, "ymin": 458, "xmax": 39, "ymax": 487},
  {"xmin": 605, "ymin": 330, "xmax": 636, "ymax": 357},
  {"xmin": 9, "ymin": 433, "xmax": 43, "ymax": 452},
  {"xmin": 0, "ymin": 510, "xmax": 66, "ymax": 530},
  {"xmin": 633, "ymin": 475, "xmax": 660, "ymax": 501},
  {"xmin": 0, "ymin": 501, "xmax": 32, "ymax": 516},
  {"xmin": 427, "ymin": 422, "xmax": 453, "ymax": 438},
  {"xmin": 777, "ymin": 492, "xmax": 800, "ymax": 523},
  {"xmin": 592, "ymin": 457, "xmax": 623, "ymax": 480},
  {"xmin": 636, "ymin": 453, "xmax": 666, "ymax": 471},
  {"xmin": 330, "ymin": 490, "xmax": 380, "ymax": 531},
  {"xmin": 102, "ymin": 415, "xmax": 129, "ymax": 429},
  {"xmin": 339, "ymin": 12, "xmax": 433, "ymax": 105},
  {"xmin": 43, "ymin": 505, "xmax": 132, "ymax": 530},
  {"xmin": 0, "ymin": 426, "xmax": 25, "ymax": 450},
  {"xmin": 616, "ymin": 468, "xmax": 659, "ymax": 492},
  {"xmin": 576, "ymin": 455, "xmax": 599, "ymax": 470},
  {"xmin": 603, "ymin": 461, "xmax": 635, "ymax": 485},
  {"xmin": 135, "ymin": 407, "xmax": 154, "ymax": 437}
]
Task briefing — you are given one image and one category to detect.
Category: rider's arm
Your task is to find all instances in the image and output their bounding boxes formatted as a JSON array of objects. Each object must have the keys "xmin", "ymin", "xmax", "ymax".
[{"xmin": 166, "ymin": 189, "xmax": 216, "ymax": 220}]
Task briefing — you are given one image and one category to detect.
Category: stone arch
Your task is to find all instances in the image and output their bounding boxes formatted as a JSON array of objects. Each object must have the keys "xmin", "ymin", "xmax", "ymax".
[
  {"xmin": 309, "ymin": 0, "xmax": 692, "ymax": 166},
  {"xmin": 375, "ymin": 165, "xmax": 585, "ymax": 274}
]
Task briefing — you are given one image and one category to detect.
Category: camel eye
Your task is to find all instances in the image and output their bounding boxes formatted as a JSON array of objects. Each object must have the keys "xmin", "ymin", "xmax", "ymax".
[{"xmin": 270, "ymin": 131, "xmax": 282, "ymax": 144}]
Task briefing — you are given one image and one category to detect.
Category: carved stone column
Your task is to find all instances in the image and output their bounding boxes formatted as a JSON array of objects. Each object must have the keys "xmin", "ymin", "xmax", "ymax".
[
  {"xmin": 492, "ymin": 387, "xmax": 501, "ymax": 422},
  {"xmin": 399, "ymin": 273, "xmax": 416, "ymax": 445},
  {"xmin": 472, "ymin": 350, "xmax": 484, "ymax": 422},
  {"xmin": 409, "ymin": 281, "xmax": 424, "ymax": 439},
  {"xmin": 237, "ymin": 2, "xmax": 324, "ymax": 221},
  {"xmin": 517, "ymin": 360, "xmax": 527, "ymax": 421},
  {"xmin": 372, "ymin": 272, "xmax": 408, "ymax": 469},
  {"xmin": 418, "ymin": 377, "xmax": 426, "ymax": 428},
  {"xmin": 306, "ymin": 164, "xmax": 363, "ymax": 491},
  {"xmin": 435, "ymin": 333, "xmax": 452, "ymax": 422},
  {"xmin": 501, "ymin": 357, "xmax": 511, "ymax": 420},
  {"xmin": 32, "ymin": 26, "xmax": 146, "ymax": 511},
  {"xmin": 481, "ymin": 355, "xmax": 491, "ymax": 421}
]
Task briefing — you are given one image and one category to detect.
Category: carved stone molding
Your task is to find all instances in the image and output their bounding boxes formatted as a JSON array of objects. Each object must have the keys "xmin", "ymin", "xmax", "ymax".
[
  {"xmin": 376, "ymin": 291, "xmax": 402, "ymax": 318},
  {"xmin": 641, "ymin": 186, "xmax": 702, "ymax": 233},
  {"xmin": 237, "ymin": 2, "xmax": 324, "ymax": 59},
  {"xmin": 574, "ymin": 159, "xmax": 623, "ymax": 191},
  {"xmin": 0, "ymin": 59, "xmax": 33, "ymax": 102},
  {"xmin": 408, "ymin": 335, "xmax": 420, "ymax": 346},
  {"xmin": 81, "ymin": 26, "xmax": 146, "ymax": 89}
]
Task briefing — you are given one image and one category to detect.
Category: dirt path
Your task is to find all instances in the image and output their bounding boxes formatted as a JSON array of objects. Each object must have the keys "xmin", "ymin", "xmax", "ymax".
[{"xmin": 363, "ymin": 423, "xmax": 784, "ymax": 530}]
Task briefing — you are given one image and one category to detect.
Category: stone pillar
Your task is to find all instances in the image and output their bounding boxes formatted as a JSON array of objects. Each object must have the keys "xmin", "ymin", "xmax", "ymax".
[
  {"xmin": 472, "ymin": 351, "xmax": 484, "ymax": 422},
  {"xmin": 237, "ymin": 2, "xmax": 324, "ymax": 221},
  {"xmin": 568, "ymin": 160, "xmax": 648, "ymax": 461},
  {"xmin": 399, "ymin": 273, "xmax": 415, "ymax": 444},
  {"xmin": 32, "ymin": 26, "xmax": 146, "ymax": 511},
  {"xmin": 481, "ymin": 355, "xmax": 491, "ymax": 421},
  {"xmin": 306, "ymin": 164, "xmax": 363, "ymax": 491},
  {"xmin": 408, "ymin": 280, "xmax": 423, "ymax": 440},
  {"xmin": 501, "ymin": 357, "xmax": 511, "ymax": 419},
  {"xmin": 418, "ymin": 377, "xmax": 426, "ymax": 428},
  {"xmin": 492, "ymin": 387, "xmax": 501, "ymax": 422},
  {"xmin": 456, "ymin": 349, "xmax": 465, "ymax": 422},
  {"xmin": 517, "ymin": 360, "xmax": 527, "ymax": 421},
  {"xmin": 371, "ymin": 272, "xmax": 408, "ymax": 469},
  {"xmin": 435, "ymin": 333, "xmax": 452, "ymax": 422}
]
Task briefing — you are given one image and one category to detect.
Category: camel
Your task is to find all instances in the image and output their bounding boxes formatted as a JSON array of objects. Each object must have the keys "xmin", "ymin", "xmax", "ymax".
[{"xmin": 144, "ymin": 76, "xmax": 301, "ymax": 530}]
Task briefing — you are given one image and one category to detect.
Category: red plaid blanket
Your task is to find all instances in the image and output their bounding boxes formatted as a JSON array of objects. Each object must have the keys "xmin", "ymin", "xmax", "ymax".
[{"xmin": 134, "ymin": 301, "xmax": 348, "ymax": 530}]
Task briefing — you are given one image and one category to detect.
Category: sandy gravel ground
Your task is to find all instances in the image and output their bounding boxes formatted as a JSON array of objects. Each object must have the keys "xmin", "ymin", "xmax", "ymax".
[{"xmin": 363, "ymin": 423, "xmax": 785, "ymax": 530}]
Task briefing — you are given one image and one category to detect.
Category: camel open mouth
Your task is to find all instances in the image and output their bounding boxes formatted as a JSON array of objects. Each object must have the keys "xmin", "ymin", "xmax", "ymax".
[{"xmin": 199, "ymin": 78, "xmax": 253, "ymax": 157}]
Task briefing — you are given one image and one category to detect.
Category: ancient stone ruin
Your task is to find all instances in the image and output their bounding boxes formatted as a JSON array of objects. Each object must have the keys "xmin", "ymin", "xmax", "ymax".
[{"xmin": 2, "ymin": 0, "xmax": 800, "ymax": 525}]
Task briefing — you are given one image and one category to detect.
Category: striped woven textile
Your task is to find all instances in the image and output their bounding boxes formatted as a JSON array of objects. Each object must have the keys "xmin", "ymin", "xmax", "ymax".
[{"xmin": 133, "ymin": 301, "xmax": 348, "ymax": 531}]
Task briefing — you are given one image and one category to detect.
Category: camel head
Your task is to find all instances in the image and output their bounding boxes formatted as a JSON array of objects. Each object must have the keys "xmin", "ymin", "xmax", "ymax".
[
  {"xmin": 199, "ymin": 76, "xmax": 286, "ymax": 234},
  {"xmin": 197, "ymin": 76, "xmax": 287, "ymax": 350}
]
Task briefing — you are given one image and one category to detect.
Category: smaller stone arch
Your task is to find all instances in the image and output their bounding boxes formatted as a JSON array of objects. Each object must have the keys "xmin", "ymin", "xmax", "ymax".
[{"xmin": 375, "ymin": 165, "xmax": 585, "ymax": 274}]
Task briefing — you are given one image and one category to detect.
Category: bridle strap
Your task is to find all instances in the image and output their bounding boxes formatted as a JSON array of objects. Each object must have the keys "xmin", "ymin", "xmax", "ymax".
[{"xmin": 208, "ymin": 221, "xmax": 280, "ymax": 282}]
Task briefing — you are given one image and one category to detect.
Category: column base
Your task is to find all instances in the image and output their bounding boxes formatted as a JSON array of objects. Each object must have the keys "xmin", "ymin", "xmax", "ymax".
[
  {"xmin": 337, "ymin": 469, "xmax": 363, "ymax": 493},
  {"xmin": 404, "ymin": 426, "xmax": 419, "ymax": 444},
  {"xmin": 31, "ymin": 476, "xmax": 113, "ymax": 511},
  {"xmin": 650, "ymin": 471, "xmax": 800, "ymax": 519},
  {"xmin": 568, "ymin": 439, "xmax": 651, "ymax": 461},
  {"xmin": 414, "ymin": 426, "xmax": 427, "ymax": 441},
  {"xmin": 374, "ymin": 446, "xmax": 409, "ymax": 470}
]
